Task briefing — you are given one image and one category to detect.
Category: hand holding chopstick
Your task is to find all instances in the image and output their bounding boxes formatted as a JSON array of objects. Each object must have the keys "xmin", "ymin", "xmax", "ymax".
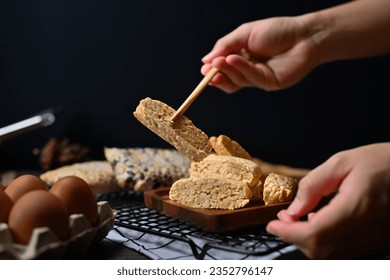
[{"xmin": 170, "ymin": 67, "xmax": 219, "ymax": 123}]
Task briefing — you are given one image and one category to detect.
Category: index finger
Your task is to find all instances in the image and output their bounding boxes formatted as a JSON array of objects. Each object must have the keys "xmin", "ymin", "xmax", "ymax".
[
  {"xmin": 287, "ymin": 153, "xmax": 351, "ymax": 217},
  {"xmin": 202, "ymin": 24, "xmax": 252, "ymax": 63}
]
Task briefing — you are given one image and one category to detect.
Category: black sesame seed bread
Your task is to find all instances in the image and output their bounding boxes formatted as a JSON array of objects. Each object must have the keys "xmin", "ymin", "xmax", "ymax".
[{"xmin": 104, "ymin": 147, "xmax": 191, "ymax": 191}]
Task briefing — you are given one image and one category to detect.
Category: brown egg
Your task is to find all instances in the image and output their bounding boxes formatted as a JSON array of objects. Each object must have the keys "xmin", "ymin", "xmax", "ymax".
[
  {"xmin": 5, "ymin": 174, "xmax": 48, "ymax": 203},
  {"xmin": 8, "ymin": 190, "xmax": 70, "ymax": 244},
  {"xmin": 50, "ymin": 176, "xmax": 99, "ymax": 226},
  {"xmin": 0, "ymin": 184, "xmax": 13, "ymax": 223}
]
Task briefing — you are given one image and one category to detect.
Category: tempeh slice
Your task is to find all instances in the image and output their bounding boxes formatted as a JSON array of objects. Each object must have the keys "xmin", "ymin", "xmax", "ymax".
[
  {"xmin": 263, "ymin": 173, "xmax": 298, "ymax": 205},
  {"xmin": 189, "ymin": 154, "xmax": 262, "ymax": 188},
  {"xmin": 169, "ymin": 177, "xmax": 252, "ymax": 210},
  {"xmin": 134, "ymin": 98, "xmax": 212, "ymax": 162},
  {"xmin": 209, "ymin": 135, "xmax": 252, "ymax": 160}
]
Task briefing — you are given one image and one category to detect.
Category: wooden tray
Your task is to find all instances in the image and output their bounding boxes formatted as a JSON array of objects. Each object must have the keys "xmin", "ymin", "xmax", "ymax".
[{"xmin": 144, "ymin": 187, "xmax": 290, "ymax": 233}]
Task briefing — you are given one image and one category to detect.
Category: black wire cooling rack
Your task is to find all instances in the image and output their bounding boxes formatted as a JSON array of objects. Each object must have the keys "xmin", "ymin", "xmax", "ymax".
[{"xmin": 97, "ymin": 189, "xmax": 289, "ymax": 260}]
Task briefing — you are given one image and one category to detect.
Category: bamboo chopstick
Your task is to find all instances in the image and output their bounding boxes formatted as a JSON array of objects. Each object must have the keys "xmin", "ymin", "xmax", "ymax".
[{"xmin": 170, "ymin": 67, "xmax": 219, "ymax": 123}]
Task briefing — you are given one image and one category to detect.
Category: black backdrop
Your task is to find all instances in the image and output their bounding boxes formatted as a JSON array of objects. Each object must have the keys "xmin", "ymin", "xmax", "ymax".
[{"xmin": 1, "ymin": 0, "xmax": 389, "ymax": 171}]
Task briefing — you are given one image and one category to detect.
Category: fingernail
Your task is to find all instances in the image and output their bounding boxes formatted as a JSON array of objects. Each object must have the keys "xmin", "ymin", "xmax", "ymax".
[{"xmin": 201, "ymin": 53, "xmax": 211, "ymax": 62}]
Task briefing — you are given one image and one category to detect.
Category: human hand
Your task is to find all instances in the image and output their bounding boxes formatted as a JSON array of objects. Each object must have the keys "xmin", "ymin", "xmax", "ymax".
[
  {"xmin": 266, "ymin": 143, "xmax": 390, "ymax": 259},
  {"xmin": 201, "ymin": 17, "xmax": 320, "ymax": 93}
]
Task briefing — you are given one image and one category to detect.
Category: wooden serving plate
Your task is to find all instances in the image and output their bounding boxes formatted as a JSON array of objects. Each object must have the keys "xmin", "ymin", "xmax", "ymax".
[{"xmin": 144, "ymin": 187, "xmax": 290, "ymax": 233}]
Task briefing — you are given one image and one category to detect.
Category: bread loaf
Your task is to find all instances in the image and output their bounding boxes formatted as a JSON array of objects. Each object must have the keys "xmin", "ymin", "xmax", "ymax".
[{"xmin": 40, "ymin": 161, "xmax": 119, "ymax": 194}]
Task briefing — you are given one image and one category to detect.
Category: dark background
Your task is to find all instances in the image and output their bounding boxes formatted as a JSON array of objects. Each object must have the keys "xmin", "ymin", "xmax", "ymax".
[{"xmin": 1, "ymin": 0, "xmax": 389, "ymax": 171}]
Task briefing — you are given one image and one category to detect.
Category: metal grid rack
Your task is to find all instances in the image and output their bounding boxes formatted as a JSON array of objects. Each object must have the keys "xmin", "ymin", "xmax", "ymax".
[{"xmin": 97, "ymin": 189, "xmax": 289, "ymax": 260}]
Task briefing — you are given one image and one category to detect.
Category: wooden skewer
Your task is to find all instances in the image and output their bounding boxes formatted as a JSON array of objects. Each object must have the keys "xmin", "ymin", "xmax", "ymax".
[{"xmin": 170, "ymin": 67, "xmax": 219, "ymax": 123}]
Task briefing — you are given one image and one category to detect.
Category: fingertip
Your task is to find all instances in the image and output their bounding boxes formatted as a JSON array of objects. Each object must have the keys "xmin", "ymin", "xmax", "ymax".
[
  {"xmin": 200, "ymin": 64, "xmax": 211, "ymax": 76},
  {"xmin": 277, "ymin": 210, "xmax": 298, "ymax": 222},
  {"xmin": 266, "ymin": 220, "xmax": 287, "ymax": 237},
  {"xmin": 265, "ymin": 220, "xmax": 277, "ymax": 235},
  {"xmin": 208, "ymin": 76, "xmax": 218, "ymax": 85},
  {"xmin": 201, "ymin": 54, "xmax": 210, "ymax": 63},
  {"xmin": 201, "ymin": 49, "xmax": 220, "ymax": 63},
  {"xmin": 286, "ymin": 199, "xmax": 302, "ymax": 216},
  {"xmin": 209, "ymin": 56, "xmax": 227, "ymax": 70},
  {"xmin": 209, "ymin": 73, "xmax": 224, "ymax": 84},
  {"xmin": 203, "ymin": 44, "xmax": 232, "ymax": 61},
  {"xmin": 225, "ymin": 53, "xmax": 243, "ymax": 65}
]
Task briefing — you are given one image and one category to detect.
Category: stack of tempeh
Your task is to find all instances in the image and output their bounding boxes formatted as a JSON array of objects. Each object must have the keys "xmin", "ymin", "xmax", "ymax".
[{"xmin": 134, "ymin": 98, "xmax": 298, "ymax": 210}]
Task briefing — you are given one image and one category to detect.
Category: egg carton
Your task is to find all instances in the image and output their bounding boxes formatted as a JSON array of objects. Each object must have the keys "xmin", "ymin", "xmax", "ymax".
[{"xmin": 0, "ymin": 201, "xmax": 116, "ymax": 260}]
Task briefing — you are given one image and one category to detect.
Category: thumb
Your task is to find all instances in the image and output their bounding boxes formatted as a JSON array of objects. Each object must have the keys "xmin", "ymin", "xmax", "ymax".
[{"xmin": 287, "ymin": 154, "xmax": 349, "ymax": 217}]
